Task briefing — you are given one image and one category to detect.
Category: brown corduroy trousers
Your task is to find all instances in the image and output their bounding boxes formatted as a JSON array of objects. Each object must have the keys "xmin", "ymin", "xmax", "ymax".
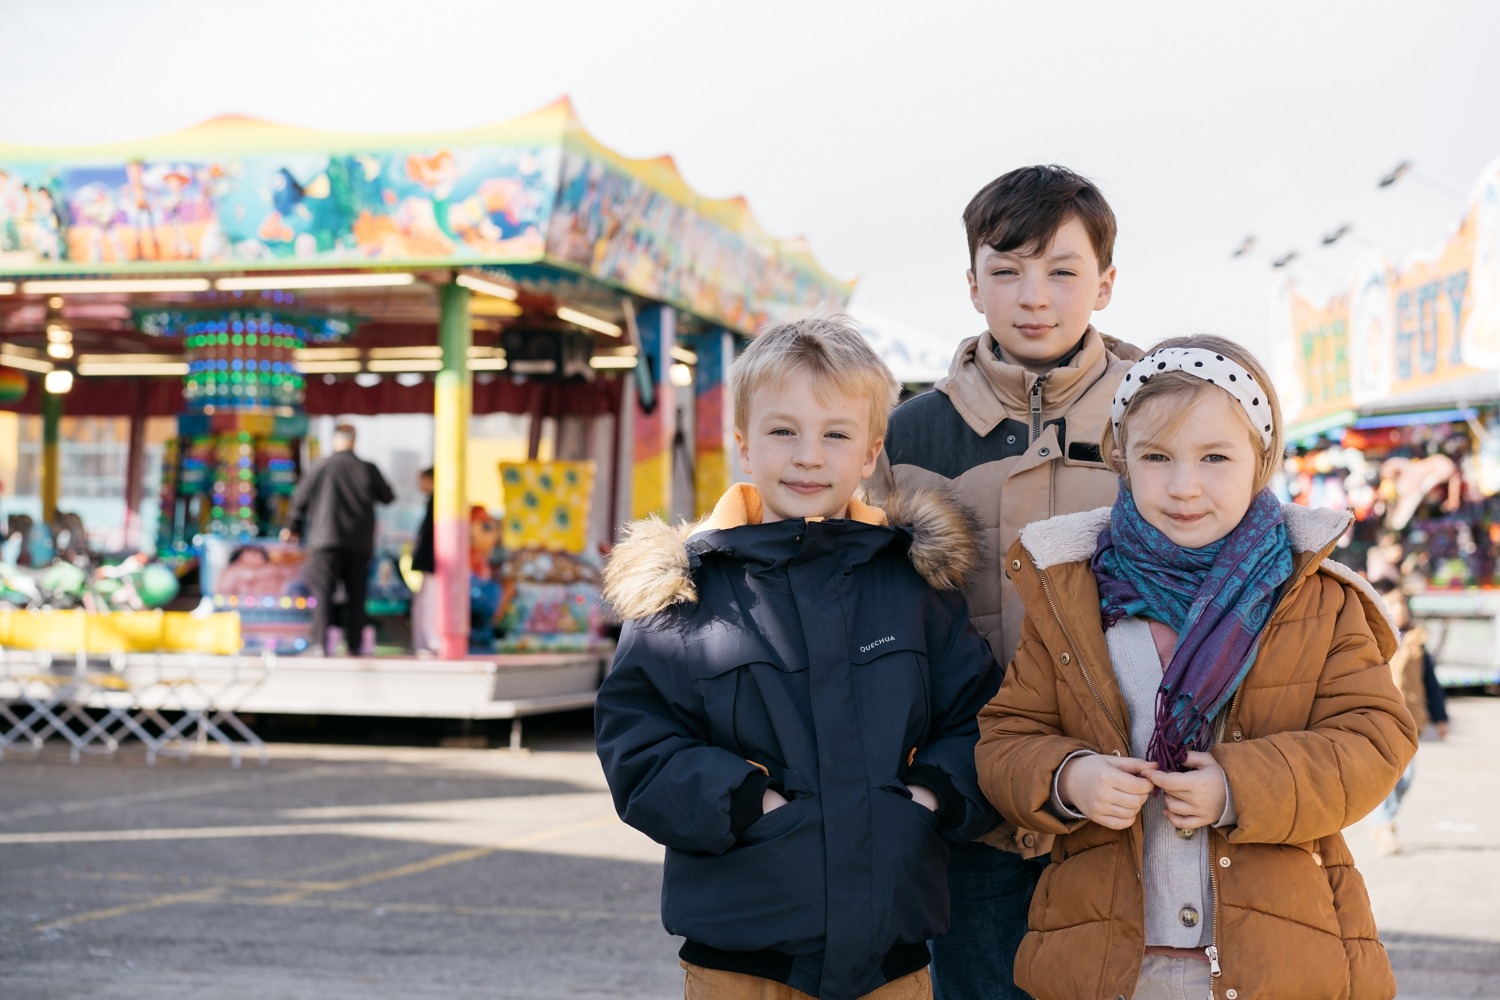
[{"xmin": 681, "ymin": 961, "xmax": 932, "ymax": 1000}]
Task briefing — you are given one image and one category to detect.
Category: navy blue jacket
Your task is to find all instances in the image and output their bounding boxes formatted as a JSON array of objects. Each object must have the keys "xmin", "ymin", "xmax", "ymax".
[{"xmin": 596, "ymin": 488, "xmax": 999, "ymax": 1000}]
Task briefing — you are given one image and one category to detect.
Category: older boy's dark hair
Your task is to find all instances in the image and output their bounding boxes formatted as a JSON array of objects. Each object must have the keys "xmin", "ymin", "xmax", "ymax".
[{"xmin": 963, "ymin": 164, "xmax": 1116, "ymax": 270}]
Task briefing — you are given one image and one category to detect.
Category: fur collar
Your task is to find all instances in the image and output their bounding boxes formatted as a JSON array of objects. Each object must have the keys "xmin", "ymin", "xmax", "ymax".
[
  {"xmin": 603, "ymin": 486, "xmax": 982, "ymax": 620},
  {"xmin": 1017, "ymin": 502, "xmax": 1397, "ymax": 638}
]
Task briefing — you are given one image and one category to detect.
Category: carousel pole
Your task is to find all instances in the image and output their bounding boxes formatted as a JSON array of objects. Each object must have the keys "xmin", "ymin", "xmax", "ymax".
[
  {"xmin": 628, "ymin": 304, "xmax": 676, "ymax": 519},
  {"xmin": 40, "ymin": 380, "xmax": 63, "ymax": 525},
  {"xmin": 434, "ymin": 277, "xmax": 472, "ymax": 660},
  {"xmin": 686, "ymin": 328, "xmax": 735, "ymax": 517},
  {"xmin": 123, "ymin": 379, "xmax": 147, "ymax": 550}
]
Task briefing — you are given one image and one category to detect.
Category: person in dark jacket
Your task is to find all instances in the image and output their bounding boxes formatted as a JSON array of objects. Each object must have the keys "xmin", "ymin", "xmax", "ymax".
[
  {"xmin": 595, "ymin": 316, "xmax": 1000, "ymax": 1000},
  {"xmin": 283, "ymin": 423, "xmax": 394, "ymax": 655},
  {"xmin": 409, "ymin": 467, "xmax": 437, "ymax": 655},
  {"xmin": 1369, "ymin": 576, "xmax": 1450, "ymax": 854}
]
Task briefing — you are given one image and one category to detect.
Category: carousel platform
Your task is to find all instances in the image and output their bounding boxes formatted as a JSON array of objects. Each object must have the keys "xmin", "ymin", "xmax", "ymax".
[
  {"xmin": 0, "ymin": 646, "xmax": 611, "ymax": 764},
  {"xmin": 238, "ymin": 649, "xmax": 609, "ymax": 741}
]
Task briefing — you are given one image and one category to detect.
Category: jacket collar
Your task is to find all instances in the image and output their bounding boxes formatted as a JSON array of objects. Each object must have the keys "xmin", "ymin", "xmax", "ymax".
[
  {"xmin": 1017, "ymin": 501, "xmax": 1398, "ymax": 650},
  {"xmin": 602, "ymin": 484, "xmax": 982, "ymax": 619},
  {"xmin": 935, "ymin": 325, "xmax": 1112, "ymax": 436},
  {"xmin": 695, "ymin": 482, "xmax": 888, "ymax": 532},
  {"xmin": 1017, "ymin": 502, "xmax": 1352, "ymax": 568}
]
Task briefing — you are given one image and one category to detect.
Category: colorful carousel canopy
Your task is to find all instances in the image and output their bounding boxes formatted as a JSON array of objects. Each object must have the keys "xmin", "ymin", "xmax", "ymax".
[{"xmin": 0, "ymin": 96, "xmax": 853, "ymax": 342}]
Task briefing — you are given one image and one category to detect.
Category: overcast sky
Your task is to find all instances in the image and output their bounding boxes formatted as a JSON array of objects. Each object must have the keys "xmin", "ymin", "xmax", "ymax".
[{"xmin": 3, "ymin": 0, "xmax": 1497, "ymax": 365}]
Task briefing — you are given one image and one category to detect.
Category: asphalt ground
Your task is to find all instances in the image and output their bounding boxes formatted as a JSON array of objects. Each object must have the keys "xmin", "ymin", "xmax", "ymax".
[{"xmin": 2, "ymin": 698, "xmax": 1498, "ymax": 1000}]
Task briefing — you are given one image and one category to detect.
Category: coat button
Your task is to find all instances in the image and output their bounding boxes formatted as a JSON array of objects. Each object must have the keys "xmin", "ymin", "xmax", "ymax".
[
  {"xmin": 1177, "ymin": 826, "xmax": 1195, "ymax": 840},
  {"xmin": 1219, "ymin": 856, "xmax": 1231, "ymax": 867},
  {"xmin": 1226, "ymin": 991, "xmax": 1239, "ymax": 999},
  {"xmin": 1232, "ymin": 730, "xmax": 1243, "ymax": 741},
  {"xmin": 1179, "ymin": 905, "xmax": 1199, "ymax": 927},
  {"xmin": 1312, "ymin": 852, "xmax": 1323, "ymax": 866},
  {"xmin": 1021, "ymin": 833, "xmax": 1036, "ymax": 848},
  {"xmin": 1039, "ymin": 447, "xmax": 1050, "ymax": 457},
  {"xmin": 1010, "ymin": 559, "xmax": 1021, "ymax": 571},
  {"xmin": 1059, "ymin": 652, "xmax": 1071, "ymax": 665}
]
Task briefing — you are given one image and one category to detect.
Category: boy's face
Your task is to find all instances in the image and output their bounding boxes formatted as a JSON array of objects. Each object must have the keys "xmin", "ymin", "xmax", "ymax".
[
  {"xmin": 735, "ymin": 370, "xmax": 883, "ymax": 524},
  {"xmin": 967, "ymin": 216, "xmax": 1115, "ymax": 368}
]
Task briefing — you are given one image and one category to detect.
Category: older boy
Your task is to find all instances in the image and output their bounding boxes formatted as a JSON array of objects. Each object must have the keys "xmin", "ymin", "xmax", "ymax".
[
  {"xmin": 596, "ymin": 315, "xmax": 1000, "ymax": 1000},
  {"xmin": 865, "ymin": 165, "xmax": 1142, "ymax": 1000}
]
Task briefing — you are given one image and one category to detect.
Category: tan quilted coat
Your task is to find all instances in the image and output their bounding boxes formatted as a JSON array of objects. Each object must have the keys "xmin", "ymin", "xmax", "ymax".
[{"xmin": 975, "ymin": 503, "xmax": 1417, "ymax": 1000}]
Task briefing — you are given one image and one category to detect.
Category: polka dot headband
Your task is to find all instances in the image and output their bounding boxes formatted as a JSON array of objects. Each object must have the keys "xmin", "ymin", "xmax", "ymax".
[{"xmin": 1111, "ymin": 347, "xmax": 1275, "ymax": 447}]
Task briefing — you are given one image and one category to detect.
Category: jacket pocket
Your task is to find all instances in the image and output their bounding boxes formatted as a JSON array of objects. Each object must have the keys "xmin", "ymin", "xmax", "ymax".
[
  {"xmin": 1247, "ymin": 841, "xmax": 1342, "ymax": 935},
  {"xmin": 867, "ymin": 783, "xmax": 950, "ymax": 944},
  {"xmin": 684, "ymin": 628, "xmax": 808, "ymax": 760},
  {"xmin": 663, "ymin": 795, "xmax": 826, "ymax": 954},
  {"xmin": 879, "ymin": 780, "xmax": 941, "ymax": 829}
]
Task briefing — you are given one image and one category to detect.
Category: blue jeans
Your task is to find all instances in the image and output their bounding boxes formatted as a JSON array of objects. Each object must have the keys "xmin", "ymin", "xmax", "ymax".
[
  {"xmin": 930, "ymin": 841, "xmax": 1044, "ymax": 1000},
  {"xmin": 1372, "ymin": 758, "xmax": 1416, "ymax": 825}
]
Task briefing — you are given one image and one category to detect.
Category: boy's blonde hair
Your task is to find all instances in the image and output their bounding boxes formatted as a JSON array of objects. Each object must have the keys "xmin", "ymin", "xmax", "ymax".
[
  {"xmin": 731, "ymin": 314, "xmax": 900, "ymax": 441},
  {"xmin": 1101, "ymin": 334, "xmax": 1284, "ymax": 493}
]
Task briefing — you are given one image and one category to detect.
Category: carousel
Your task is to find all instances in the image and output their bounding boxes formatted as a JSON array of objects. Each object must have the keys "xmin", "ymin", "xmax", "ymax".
[{"xmin": 0, "ymin": 98, "xmax": 853, "ymax": 756}]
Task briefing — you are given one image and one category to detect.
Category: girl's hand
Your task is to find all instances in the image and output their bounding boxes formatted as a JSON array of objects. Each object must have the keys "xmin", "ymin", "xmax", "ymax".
[
  {"xmin": 1058, "ymin": 754, "xmax": 1158, "ymax": 829},
  {"xmin": 762, "ymin": 787, "xmax": 790, "ymax": 814},
  {"xmin": 1148, "ymin": 751, "xmax": 1228, "ymax": 829}
]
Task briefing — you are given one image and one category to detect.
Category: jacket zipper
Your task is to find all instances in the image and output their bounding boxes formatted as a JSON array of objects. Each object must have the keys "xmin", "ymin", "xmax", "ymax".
[
  {"xmin": 1205, "ymin": 555, "xmax": 1315, "ymax": 992},
  {"xmin": 1029, "ymin": 372, "xmax": 1050, "ymax": 443},
  {"xmin": 1035, "ymin": 564, "xmax": 1130, "ymax": 754}
]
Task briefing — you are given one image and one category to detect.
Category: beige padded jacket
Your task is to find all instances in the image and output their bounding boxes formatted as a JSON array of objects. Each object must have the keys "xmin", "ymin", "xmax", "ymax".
[
  {"xmin": 866, "ymin": 326, "xmax": 1141, "ymax": 855},
  {"xmin": 867, "ymin": 325, "xmax": 1142, "ymax": 673}
]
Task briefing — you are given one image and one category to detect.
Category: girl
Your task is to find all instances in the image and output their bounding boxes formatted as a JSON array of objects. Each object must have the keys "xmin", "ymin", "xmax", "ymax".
[{"xmin": 975, "ymin": 335, "xmax": 1417, "ymax": 1000}]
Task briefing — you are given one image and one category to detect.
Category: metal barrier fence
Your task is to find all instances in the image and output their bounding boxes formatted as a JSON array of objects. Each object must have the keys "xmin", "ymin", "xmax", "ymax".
[{"xmin": 0, "ymin": 647, "xmax": 270, "ymax": 768}]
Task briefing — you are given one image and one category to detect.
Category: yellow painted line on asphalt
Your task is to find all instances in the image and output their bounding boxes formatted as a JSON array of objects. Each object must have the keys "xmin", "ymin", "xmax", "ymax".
[
  {"xmin": 0, "ymin": 823, "xmax": 361, "ymax": 845},
  {"xmin": 269, "ymin": 845, "xmax": 414, "ymax": 880},
  {"xmin": 0, "ymin": 814, "xmax": 620, "ymax": 848},
  {"xmin": 227, "ymin": 894, "xmax": 660, "ymax": 922},
  {"xmin": 33, "ymin": 886, "xmax": 228, "ymax": 933},
  {"xmin": 4, "ymin": 766, "xmax": 343, "ymax": 821},
  {"xmin": 26, "ymin": 814, "xmax": 624, "ymax": 929},
  {"xmin": 3, "ymin": 867, "xmax": 353, "ymax": 893},
  {"xmin": 262, "ymin": 815, "xmax": 620, "ymax": 902},
  {"xmin": 35, "ymin": 887, "xmax": 657, "ymax": 931}
]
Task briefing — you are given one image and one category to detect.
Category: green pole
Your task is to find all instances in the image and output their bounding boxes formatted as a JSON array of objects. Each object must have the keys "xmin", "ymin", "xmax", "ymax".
[
  {"xmin": 41, "ymin": 384, "xmax": 62, "ymax": 525},
  {"xmin": 434, "ymin": 279, "xmax": 473, "ymax": 659}
]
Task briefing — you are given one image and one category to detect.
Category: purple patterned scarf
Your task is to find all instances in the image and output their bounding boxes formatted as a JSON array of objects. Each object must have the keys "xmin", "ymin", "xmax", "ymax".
[{"xmin": 1091, "ymin": 485, "xmax": 1294, "ymax": 771}]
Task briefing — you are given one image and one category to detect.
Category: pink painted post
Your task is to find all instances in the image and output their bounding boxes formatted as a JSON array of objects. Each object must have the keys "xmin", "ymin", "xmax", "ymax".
[{"xmin": 434, "ymin": 280, "xmax": 472, "ymax": 660}]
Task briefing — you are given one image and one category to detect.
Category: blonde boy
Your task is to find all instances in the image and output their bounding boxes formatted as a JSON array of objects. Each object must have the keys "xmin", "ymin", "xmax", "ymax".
[{"xmin": 596, "ymin": 315, "xmax": 1000, "ymax": 1000}]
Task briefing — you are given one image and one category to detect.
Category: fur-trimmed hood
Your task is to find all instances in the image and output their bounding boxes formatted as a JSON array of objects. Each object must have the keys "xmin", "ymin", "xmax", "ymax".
[
  {"xmin": 1016, "ymin": 501, "xmax": 1398, "ymax": 649},
  {"xmin": 603, "ymin": 484, "xmax": 983, "ymax": 621}
]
